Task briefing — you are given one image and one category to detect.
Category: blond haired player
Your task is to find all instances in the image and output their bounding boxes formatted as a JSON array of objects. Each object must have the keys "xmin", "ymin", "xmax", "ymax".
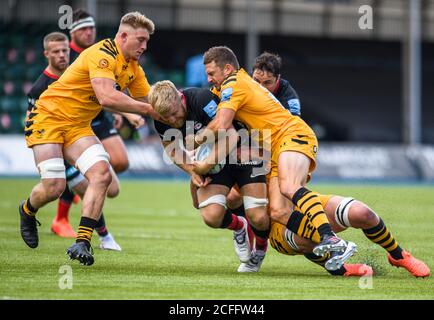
[
  {"xmin": 193, "ymin": 46, "xmax": 355, "ymax": 270},
  {"xmin": 20, "ymin": 12, "xmax": 160, "ymax": 266}
]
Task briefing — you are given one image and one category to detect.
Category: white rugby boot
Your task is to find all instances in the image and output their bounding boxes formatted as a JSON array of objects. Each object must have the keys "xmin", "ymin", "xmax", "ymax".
[
  {"xmin": 237, "ymin": 250, "xmax": 266, "ymax": 273},
  {"xmin": 233, "ymin": 216, "xmax": 251, "ymax": 263},
  {"xmin": 99, "ymin": 233, "xmax": 122, "ymax": 251}
]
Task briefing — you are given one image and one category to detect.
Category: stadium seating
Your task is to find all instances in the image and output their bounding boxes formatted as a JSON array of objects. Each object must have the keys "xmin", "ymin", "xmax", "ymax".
[{"xmin": 0, "ymin": 23, "xmax": 185, "ymax": 134}]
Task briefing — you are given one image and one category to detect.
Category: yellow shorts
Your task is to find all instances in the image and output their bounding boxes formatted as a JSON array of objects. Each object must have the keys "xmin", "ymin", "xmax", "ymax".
[
  {"xmin": 268, "ymin": 133, "xmax": 318, "ymax": 178},
  {"xmin": 25, "ymin": 109, "xmax": 95, "ymax": 148},
  {"xmin": 268, "ymin": 193, "xmax": 333, "ymax": 256}
]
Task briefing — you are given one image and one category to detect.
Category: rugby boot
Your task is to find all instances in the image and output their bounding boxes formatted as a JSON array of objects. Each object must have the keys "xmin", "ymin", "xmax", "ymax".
[
  {"xmin": 19, "ymin": 201, "xmax": 40, "ymax": 249},
  {"xmin": 324, "ymin": 241, "xmax": 357, "ymax": 271},
  {"xmin": 233, "ymin": 216, "xmax": 252, "ymax": 263},
  {"xmin": 51, "ymin": 218, "xmax": 77, "ymax": 238},
  {"xmin": 388, "ymin": 251, "xmax": 430, "ymax": 278},
  {"xmin": 99, "ymin": 233, "xmax": 122, "ymax": 251},
  {"xmin": 237, "ymin": 250, "xmax": 266, "ymax": 273},
  {"xmin": 67, "ymin": 242, "xmax": 94, "ymax": 266},
  {"xmin": 313, "ymin": 234, "xmax": 349, "ymax": 257},
  {"xmin": 342, "ymin": 263, "xmax": 374, "ymax": 277}
]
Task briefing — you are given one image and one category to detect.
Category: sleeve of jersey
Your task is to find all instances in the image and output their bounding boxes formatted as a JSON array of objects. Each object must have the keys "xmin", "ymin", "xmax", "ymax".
[
  {"xmin": 127, "ymin": 66, "xmax": 151, "ymax": 98},
  {"xmin": 87, "ymin": 49, "xmax": 117, "ymax": 81},
  {"xmin": 286, "ymin": 86, "xmax": 301, "ymax": 116},
  {"xmin": 217, "ymin": 82, "xmax": 243, "ymax": 112}
]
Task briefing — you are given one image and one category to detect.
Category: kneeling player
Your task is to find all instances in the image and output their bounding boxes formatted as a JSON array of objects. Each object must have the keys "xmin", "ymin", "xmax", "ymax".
[
  {"xmin": 269, "ymin": 194, "xmax": 430, "ymax": 278},
  {"xmin": 149, "ymin": 81, "xmax": 271, "ymax": 268}
]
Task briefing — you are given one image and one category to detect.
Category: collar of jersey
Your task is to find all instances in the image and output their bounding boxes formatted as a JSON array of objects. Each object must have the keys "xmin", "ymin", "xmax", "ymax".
[{"xmin": 113, "ymin": 38, "xmax": 128, "ymax": 65}]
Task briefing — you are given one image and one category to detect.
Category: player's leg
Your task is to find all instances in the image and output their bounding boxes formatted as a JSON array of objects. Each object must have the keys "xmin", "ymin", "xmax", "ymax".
[
  {"xmin": 277, "ymin": 150, "xmax": 350, "ymax": 256},
  {"xmin": 70, "ymin": 177, "xmax": 121, "ymax": 251},
  {"xmin": 64, "ymin": 136, "xmax": 112, "ymax": 265},
  {"xmin": 325, "ymin": 196, "xmax": 430, "ymax": 278},
  {"xmin": 237, "ymin": 182, "xmax": 269, "ymax": 272},
  {"xmin": 268, "ymin": 222, "xmax": 373, "ymax": 277},
  {"xmin": 101, "ymin": 135, "xmax": 129, "ymax": 173},
  {"xmin": 19, "ymin": 143, "xmax": 66, "ymax": 248},
  {"xmin": 195, "ymin": 174, "xmax": 251, "ymax": 263},
  {"xmin": 51, "ymin": 162, "xmax": 80, "ymax": 238}
]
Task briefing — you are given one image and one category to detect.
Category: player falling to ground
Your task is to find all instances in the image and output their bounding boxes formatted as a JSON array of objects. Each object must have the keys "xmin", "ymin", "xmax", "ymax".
[
  {"xmin": 149, "ymin": 81, "xmax": 271, "ymax": 268},
  {"xmin": 193, "ymin": 46, "xmax": 355, "ymax": 269},
  {"xmin": 269, "ymin": 193, "xmax": 430, "ymax": 278},
  {"xmin": 51, "ymin": 9, "xmax": 138, "ymax": 251},
  {"xmin": 27, "ymin": 31, "xmax": 124, "ymax": 251},
  {"xmin": 20, "ymin": 12, "xmax": 160, "ymax": 266}
]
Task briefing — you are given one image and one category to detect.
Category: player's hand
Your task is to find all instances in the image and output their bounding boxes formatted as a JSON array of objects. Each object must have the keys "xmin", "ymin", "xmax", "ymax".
[
  {"xmin": 113, "ymin": 113, "xmax": 123, "ymax": 129},
  {"xmin": 124, "ymin": 113, "xmax": 145, "ymax": 129},
  {"xmin": 192, "ymin": 160, "xmax": 212, "ymax": 176},
  {"xmin": 190, "ymin": 172, "xmax": 211, "ymax": 188}
]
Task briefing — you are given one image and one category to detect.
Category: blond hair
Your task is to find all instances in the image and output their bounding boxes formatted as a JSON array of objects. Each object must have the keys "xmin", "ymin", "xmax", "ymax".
[
  {"xmin": 43, "ymin": 32, "xmax": 68, "ymax": 50},
  {"xmin": 148, "ymin": 80, "xmax": 180, "ymax": 116},
  {"xmin": 120, "ymin": 11, "xmax": 155, "ymax": 34}
]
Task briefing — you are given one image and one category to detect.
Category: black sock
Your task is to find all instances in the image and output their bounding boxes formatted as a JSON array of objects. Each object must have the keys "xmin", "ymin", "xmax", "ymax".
[
  {"xmin": 230, "ymin": 205, "xmax": 245, "ymax": 217},
  {"xmin": 76, "ymin": 217, "xmax": 98, "ymax": 249},
  {"xmin": 220, "ymin": 210, "xmax": 234, "ymax": 228},
  {"xmin": 60, "ymin": 186, "xmax": 75, "ymax": 203},
  {"xmin": 95, "ymin": 213, "xmax": 108, "ymax": 237}
]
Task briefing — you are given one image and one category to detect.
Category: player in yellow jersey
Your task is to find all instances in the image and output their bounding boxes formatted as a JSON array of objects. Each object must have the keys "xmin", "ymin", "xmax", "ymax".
[
  {"xmin": 19, "ymin": 12, "xmax": 160, "ymax": 266},
  {"xmin": 268, "ymin": 193, "xmax": 430, "ymax": 278},
  {"xmin": 193, "ymin": 46, "xmax": 355, "ymax": 270}
]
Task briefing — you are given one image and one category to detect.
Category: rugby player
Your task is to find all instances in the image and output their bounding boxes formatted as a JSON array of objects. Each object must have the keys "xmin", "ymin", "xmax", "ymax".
[
  {"xmin": 20, "ymin": 12, "xmax": 159, "ymax": 266},
  {"xmin": 269, "ymin": 193, "xmax": 430, "ymax": 278},
  {"xmin": 27, "ymin": 31, "xmax": 125, "ymax": 251},
  {"xmin": 149, "ymin": 80, "xmax": 271, "ymax": 268},
  {"xmin": 51, "ymin": 9, "xmax": 138, "ymax": 251},
  {"xmin": 194, "ymin": 46, "xmax": 354, "ymax": 268}
]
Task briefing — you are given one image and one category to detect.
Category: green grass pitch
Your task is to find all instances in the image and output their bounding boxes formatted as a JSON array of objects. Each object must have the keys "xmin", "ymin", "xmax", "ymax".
[{"xmin": 0, "ymin": 178, "xmax": 433, "ymax": 299}]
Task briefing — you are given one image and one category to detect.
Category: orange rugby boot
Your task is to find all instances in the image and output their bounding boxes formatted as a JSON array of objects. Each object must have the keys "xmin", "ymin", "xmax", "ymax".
[
  {"xmin": 51, "ymin": 218, "xmax": 77, "ymax": 238},
  {"xmin": 388, "ymin": 251, "xmax": 430, "ymax": 278},
  {"xmin": 343, "ymin": 263, "xmax": 374, "ymax": 277}
]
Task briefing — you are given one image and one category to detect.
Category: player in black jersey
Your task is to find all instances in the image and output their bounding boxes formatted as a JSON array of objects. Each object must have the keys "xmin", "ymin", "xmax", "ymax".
[
  {"xmin": 27, "ymin": 31, "xmax": 125, "ymax": 250},
  {"xmin": 252, "ymin": 52, "xmax": 301, "ymax": 116},
  {"xmin": 150, "ymin": 81, "xmax": 271, "ymax": 272}
]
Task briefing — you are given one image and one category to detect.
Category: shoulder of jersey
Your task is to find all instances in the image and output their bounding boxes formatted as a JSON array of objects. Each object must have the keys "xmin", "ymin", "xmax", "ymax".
[
  {"xmin": 97, "ymin": 39, "xmax": 119, "ymax": 59},
  {"xmin": 221, "ymin": 74, "xmax": 238, "ymax": 88}
]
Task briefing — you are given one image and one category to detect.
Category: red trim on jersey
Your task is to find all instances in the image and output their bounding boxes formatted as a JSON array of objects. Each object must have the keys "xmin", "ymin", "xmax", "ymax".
[
  {"xmin": 272, "ymin": 76, "xmax": 281, "ymax": 96},
  {"xmin": 43, "ymin": 69, "xmax": 59, "ymax": 80},
  {"xmin": 69, "ymin": 41, "xmax": 84, "ymax": 54}
]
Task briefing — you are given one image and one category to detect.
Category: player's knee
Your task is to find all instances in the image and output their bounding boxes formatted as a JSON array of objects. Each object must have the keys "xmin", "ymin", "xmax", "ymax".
[
  {"xmin": 350, "ymin": 203, "xmax": 379, "ymax": 228},
  {"xmin": 111, "ymin": 159, "xmax": 129, "ymax": 174},
  {"xmin": 247, "ymin": 211, "xmax": 270, "ymax": 231},
  {"xmin": 44, "ymin": 179, "xmax": 67, "ymax": 201},
  {"xmin": 106, "ymin": 181, "xmax": 120, "ymax": 198},
  {"xmin": 201, "ymin": 211, "xmax": 222, "ymax": 228}
]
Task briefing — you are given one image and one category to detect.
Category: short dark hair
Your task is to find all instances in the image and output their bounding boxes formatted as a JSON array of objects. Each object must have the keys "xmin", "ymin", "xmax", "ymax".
[
  {"xmin": 203, "ymin": 46, "xmax": 240, "ymax": 69},
  {"xmin": 252, "ymin": 52, "xmax": 282, "ymax": 77},
  {"xmin": 73, "ymin": 9, "xmax": 93, "ymax": 22}
]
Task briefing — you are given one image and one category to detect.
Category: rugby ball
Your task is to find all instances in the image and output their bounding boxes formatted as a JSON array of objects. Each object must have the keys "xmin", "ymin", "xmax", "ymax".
[{"xmin": 195, "ymin": 143, "xmax": 225, "ymax": 174}]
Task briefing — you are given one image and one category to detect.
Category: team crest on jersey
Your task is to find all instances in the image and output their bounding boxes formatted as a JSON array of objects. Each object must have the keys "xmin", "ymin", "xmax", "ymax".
[
  {"xmin": 98, "ymin": 58, "xmax": 109, "ymax": 69},
  {"xmin": 194, "ymin": 122, "xmax": 203, "ymax": 130},
  {"xmin": 203, "ymin": 100, "xmax": 218, "ymax": 118},
  {"xmin": 221, "ymin": 87, "xmax": 233, "ymax": 102}
]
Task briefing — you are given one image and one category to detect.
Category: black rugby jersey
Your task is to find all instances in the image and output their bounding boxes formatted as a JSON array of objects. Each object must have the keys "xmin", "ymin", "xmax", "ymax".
[
  {"xmin": 27, "ymin": 70, "xmax": 58, "ymax": 112},
  {"xmin": 273, "ymin": 77, "xmax": 301, "ymax": 116}
]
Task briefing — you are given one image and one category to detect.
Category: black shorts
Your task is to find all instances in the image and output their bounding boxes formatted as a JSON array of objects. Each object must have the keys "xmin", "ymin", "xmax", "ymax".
[
  {"xmin": 206, "ymin": 161, "xmax": 266, "ymax": 189},
  {"xmin": 91, "ymin": 111, "xmax": 118, "ymax": 141}
]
